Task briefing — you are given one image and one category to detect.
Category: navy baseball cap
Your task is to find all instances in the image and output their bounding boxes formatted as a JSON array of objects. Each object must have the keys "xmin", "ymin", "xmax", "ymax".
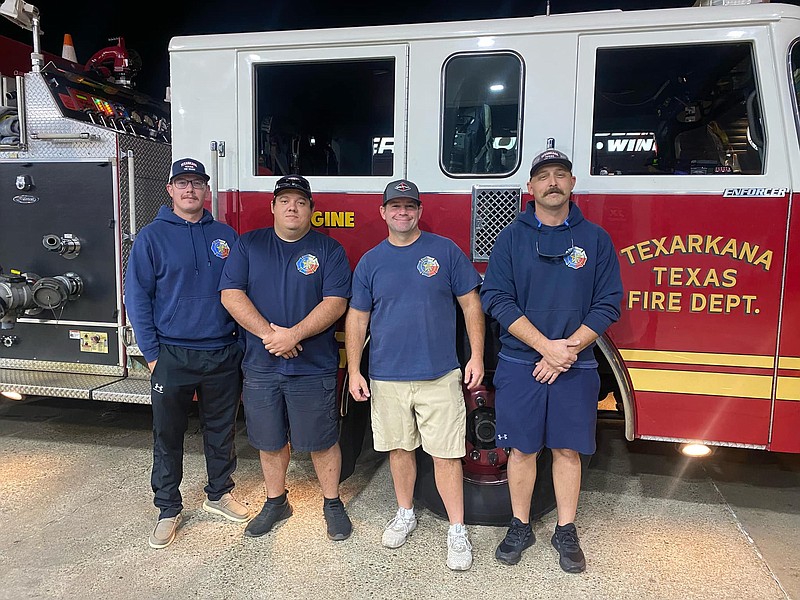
[
  {"xmin": 383, "ymin": 179, "xmax": 421, "ymax": 205},
  {"xmin": 529, "ymin": 149, "xmax": 573, "ymax": 177},
  {"xmin": 274, "ymin": 175, "xmax": 312, "ymax": 200},
  {"xmin": 168, "ymin": 158, "xmax": 210, "ymax": 182}
]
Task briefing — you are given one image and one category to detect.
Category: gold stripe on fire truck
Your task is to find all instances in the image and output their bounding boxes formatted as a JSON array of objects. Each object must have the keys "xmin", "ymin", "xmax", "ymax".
[
  {"xmin": 620, "ymin": 349, "xmax": 773, "ymax": 369},
  {"xmin": 776, "ymin": 377, "xmax": 800, "ymax": 401},
  {"xmin": 778, "ymin": 357, "xmax": 800, "ymax": 371},
  {"xmin": 627, "ymin": 368, "xmax": 772, "ymax": 400}
]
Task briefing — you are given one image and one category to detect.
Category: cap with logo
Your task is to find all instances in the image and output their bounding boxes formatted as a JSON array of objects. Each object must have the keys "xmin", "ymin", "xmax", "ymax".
[
  {"xmin": 274, "ymin": 175, "xmax": 313, "ymax": 200},
  {"xmin": 383, "ymin": 179, "xmax": 421, "ymax": 205},
  {"xmin": 529, "ymin": 149, "xmax": 573, "ymax": 177},
  {"xmin": 169, "ymin": 158, "xmax": 210, "ymax": 182}
]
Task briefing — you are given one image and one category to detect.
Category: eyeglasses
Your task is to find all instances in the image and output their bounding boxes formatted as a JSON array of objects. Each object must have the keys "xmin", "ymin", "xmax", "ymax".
[
  {"xmin": 171, "ymin": 179, "xmax": 206, "ymax": 189},
  {"xmin": 535, "ymin": 222, "xmax": 575, "ymax": 259}
]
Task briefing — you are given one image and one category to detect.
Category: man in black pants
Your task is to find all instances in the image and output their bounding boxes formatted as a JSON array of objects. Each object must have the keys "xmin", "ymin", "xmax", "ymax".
[{"xmin": 126, "ymin": 158, "xmax": 248, "ymax": 549}]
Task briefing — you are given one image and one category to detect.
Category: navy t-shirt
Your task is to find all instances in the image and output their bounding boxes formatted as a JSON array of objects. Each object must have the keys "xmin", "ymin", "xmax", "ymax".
[
  {"xmin": 219, "ymin": 228, "xmax": 351, "ymax": 375},
  {"xmin": 351, "ymin": 231, "xmax": 481, "ymax": 381}
]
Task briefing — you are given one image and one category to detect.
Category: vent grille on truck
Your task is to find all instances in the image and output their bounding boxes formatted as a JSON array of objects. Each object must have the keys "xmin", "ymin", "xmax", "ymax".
[{"xmin": 471, "ymin": 186, "xmax": 521, "ymax": 262}]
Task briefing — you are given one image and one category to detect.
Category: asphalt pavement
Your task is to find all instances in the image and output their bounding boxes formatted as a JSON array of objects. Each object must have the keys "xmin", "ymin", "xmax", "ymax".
[{"xmin": 0, "ymin": 397, "xmax": 797, "ymax": 600}]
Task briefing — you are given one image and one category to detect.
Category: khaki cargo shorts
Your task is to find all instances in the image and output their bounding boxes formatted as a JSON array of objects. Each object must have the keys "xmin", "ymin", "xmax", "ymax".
[{"xmin": 370, "ymin": 368, "xmax": 466, "ymax": 459}]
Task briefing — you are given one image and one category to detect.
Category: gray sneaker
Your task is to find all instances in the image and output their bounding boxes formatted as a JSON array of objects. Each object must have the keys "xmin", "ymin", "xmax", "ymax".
[
  {"xmin": 202, "ymin": 493, "xmax": 250, "ymax": 522},
  {"xmin": 149, "ymin": 514, "xmax": 182, "ymax": 549}
]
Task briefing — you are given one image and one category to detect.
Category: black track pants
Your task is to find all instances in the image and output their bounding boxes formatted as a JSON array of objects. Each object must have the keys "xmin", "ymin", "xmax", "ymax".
[{"xmin": 150, "ymin": 343, "xmax": 243, "ymax": 518}]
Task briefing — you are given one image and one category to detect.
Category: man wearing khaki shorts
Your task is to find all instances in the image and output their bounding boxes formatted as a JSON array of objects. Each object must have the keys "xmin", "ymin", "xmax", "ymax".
[{"xmin": 345, "ymin": 179, "xmax": 485, "ymax": 571}]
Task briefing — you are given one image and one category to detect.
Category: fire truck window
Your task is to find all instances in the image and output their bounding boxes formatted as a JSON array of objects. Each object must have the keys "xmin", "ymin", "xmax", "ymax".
[
  {"xmin": 592, "ymin": 43, "xmax": 764, "ymax": 176},
  {"xmin": 790, "ymin": 41, "xmax": 800, "ymax": 148},
  {"xmin": 442, "ymin": 53, "xmax": 523, "ymax": 177},
  {"xmin": 254, "ymin": 59, "xmax": 395, "ymax": 177}
]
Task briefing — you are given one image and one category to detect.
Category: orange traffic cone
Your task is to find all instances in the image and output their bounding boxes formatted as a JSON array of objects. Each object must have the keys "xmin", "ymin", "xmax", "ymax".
[{"xmin": 62, "ymin": 33, "xmax": 77, "ymax": 63}]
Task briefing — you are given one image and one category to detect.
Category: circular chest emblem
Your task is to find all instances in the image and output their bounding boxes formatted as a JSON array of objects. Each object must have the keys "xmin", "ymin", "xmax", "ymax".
[
  {"xmin": 296, "ymin": 254, "xmax": 320, "ymax": 275},
  {"xmin": 417, "ymin": 256, "xmax": 440, "ymax": 278},
  {"xmin": 564, "ymin": 246, "xmax": 587, "ymax": 270},
  {"xmin": 210, "ymin": 239, "xmax": 230, "ymax": 259}
]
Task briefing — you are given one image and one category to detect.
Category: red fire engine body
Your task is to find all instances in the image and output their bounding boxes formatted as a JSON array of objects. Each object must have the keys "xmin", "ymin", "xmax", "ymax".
[{"xmin": 169, "ymin": 1, "xmax": 800, "ymax": 459}]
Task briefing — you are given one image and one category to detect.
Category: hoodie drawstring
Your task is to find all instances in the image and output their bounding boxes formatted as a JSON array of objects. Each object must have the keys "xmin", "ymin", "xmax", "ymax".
[
  {"xmin": 200, "ymin": 223, "xmax": 212, "ymax": 267},
  {"xmin": 187, "ymin": 223, "xmax": 199, "ymax": 275}
]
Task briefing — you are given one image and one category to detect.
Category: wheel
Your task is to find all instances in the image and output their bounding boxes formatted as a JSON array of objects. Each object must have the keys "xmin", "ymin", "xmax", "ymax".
[
  {"xmin": 413, "ymin": 446, "xmax": 558, "ymax": 526},
  {"xmin": 339, "ymin": 393, "xmax": 371, "ymax": 482},
  {"xmin": 338, "ymin": 349, "xmax": 374, "ymax": 483}
]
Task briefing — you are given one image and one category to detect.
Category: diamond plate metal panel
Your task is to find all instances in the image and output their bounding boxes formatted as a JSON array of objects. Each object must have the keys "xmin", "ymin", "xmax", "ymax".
[
  {"xmin": 92, "ymin": 378, "xmax": 151, "ymax": 404},
  {"xmin": 471, "ymin": 186, "xmax": 522, "ymax": 262},
  {"xmin": 0, "ymin": 73, "xmax": 118, "ymax": 160},
  {"xmin": 118, "ymin": 136, "xmax": 172, "ymax": 307},
  {"xmin": 0, "ymin": 368, "xmax": 122, "ymax": 399},
  {"xmin": 0, "ymin": 358, "xmax": 124, "ymax": 376}
]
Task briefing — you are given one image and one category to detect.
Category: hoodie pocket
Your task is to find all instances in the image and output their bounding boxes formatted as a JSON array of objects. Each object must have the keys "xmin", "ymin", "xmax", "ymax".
[{"xmin": 165, "ymin": 295, "xmax": 232, "ymax": 341}]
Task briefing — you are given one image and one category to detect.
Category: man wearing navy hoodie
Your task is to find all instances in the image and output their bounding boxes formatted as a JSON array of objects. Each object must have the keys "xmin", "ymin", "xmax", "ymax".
[
  {"xmin": 126, "ymin": 158, "xmax": 247, "ymax": 550},
  {"xmin": 481, "ymin": 148, "xmax": 622, "ymax": 573}
]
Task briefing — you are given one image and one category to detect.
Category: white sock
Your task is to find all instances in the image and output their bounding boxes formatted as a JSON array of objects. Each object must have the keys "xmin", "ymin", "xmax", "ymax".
[
  {"xmin": 449, "ymin": 523, "xmax": 466, "ymax": 534},
  {"xmin": 399, "ymin": 506, "xmax": 415, "ymax": 519}
]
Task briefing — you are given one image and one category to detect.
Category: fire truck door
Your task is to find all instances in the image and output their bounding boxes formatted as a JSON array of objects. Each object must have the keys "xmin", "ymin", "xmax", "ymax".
[{"xmin": 573, "ymin": 27, "xmax": 791, "ymax": 447}]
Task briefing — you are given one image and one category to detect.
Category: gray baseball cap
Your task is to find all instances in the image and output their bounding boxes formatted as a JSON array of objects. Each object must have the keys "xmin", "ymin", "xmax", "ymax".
[
  {"xmin": 529, "ymin": 149, "xmax": 573, "ymax": 177},
  {"xmin": 383, "ymin": 179, "xmax": 421, "ymax": 205}
]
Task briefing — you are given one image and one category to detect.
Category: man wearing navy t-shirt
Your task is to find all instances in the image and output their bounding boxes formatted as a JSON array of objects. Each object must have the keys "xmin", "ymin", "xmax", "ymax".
[
  {"xmin": 345, "ymin": 179, "xmax": 485, "ymax": 571},
  {"xmin": 219, "ymin": 175, "xmax": 353, "ymax": 542},
  {"xmin": 481, "ymin": 148, "xmax": 622, "ymax": 573}
]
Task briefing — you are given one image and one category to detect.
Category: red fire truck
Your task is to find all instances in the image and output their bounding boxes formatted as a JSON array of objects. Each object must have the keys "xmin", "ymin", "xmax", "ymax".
[
  {"xmin": 167, "ymin": 0, "xmax": 800, "ymax": 521},
  {"xmin": 4, "ymin": 0, "xmax": 800, "ymax": 525}
]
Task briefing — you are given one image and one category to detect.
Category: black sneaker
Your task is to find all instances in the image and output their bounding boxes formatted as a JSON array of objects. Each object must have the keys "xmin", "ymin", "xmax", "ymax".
[
  {"xmin": 551, "ymin": 522, "xmax": 586, "ymax": 573},
  {"xmin": 323, "ymin": 498, "xmax": 352, "ymax": 541},
  {"xmin": 495, "ymin": 517, "xmax": 535, "ymax": 565},
  {"xmin": 244, "ymin": 496, "xmax": 293, "ymax": 538}
]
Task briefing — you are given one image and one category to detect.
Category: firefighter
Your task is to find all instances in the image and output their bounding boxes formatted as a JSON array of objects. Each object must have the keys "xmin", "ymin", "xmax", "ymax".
[
  {"xmin": 481, "ymin": 148, "xmax": 623, "ymax": 572},
  {"xmin": 219, "ymin": 175, "xmax": 353, "ymax": 542},
  {"xmin": 126, "ymin": 158, "xmax": 247, "ymax": 550},
  {"xmin": 345, "ymin": 179, "xmax": 485, "ymax": 571}
]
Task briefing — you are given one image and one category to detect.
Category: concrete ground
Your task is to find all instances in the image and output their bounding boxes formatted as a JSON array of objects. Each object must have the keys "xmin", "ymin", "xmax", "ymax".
[{"xmin": 0, "ymin": 397, "xmax": 797, "ymax": 600}]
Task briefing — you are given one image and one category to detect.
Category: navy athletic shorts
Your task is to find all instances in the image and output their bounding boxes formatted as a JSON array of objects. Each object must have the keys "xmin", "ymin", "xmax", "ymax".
[
  {"xmin": 241, "ymin": 370, "xmax": 339, "ymax": 452},
  {"xmin": 493, "ymin": 358, "xmax": 600, "ymax": 455}
]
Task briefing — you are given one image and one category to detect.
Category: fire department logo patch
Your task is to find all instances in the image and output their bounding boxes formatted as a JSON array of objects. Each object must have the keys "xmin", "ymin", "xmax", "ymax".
[
  {"xmin": 395, "ymin": 181, "xmax": 411, "ymax": 192},
  {"xmin": 564, "ymin": 246, "xmax": 587, "ymax": 270},
  {"xmin": 296, "ymin": 254, "xmax": 319, "ymax": 275},
  {"xmin": 210, "ymin": 239, "xmax": 230, "ymax": 259},
  {"xmin": 417, "ymin": 256, "xmax": 440, "ymax": 277}
]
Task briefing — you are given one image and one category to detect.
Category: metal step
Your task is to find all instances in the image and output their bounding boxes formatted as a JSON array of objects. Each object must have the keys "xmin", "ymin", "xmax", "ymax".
[
  {"xmin": 92, "ymin": 378, "xmax": 151, "ymax": 404},
  {"xmin": 0, "ymin": 368, "xmax": 123, "ymax": 400}
]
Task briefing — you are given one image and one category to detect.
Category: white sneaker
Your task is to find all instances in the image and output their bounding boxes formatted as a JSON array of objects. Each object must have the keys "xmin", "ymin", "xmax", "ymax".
[
  {"xmin": 382, "ymin": 508, "xmax": 417, "ymax": 548},
  {"xmin": 447, "ymin": 523, "xmax": 473, "ymax": 571}
]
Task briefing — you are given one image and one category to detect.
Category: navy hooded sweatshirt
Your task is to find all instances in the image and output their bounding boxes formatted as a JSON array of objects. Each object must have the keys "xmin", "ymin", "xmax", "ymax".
[
  {"xmin": 125, "ymin": 205, "xmax": 238, "ymax": 363},
  {"xmin": 481, "ymin": 201, "xmax": 622, "ymax": 367}
]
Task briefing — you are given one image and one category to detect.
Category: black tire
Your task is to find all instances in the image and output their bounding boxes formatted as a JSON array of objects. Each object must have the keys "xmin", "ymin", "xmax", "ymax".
[
  {"xmin": 339, "ymin": 396, "xmax": 371, "ymax": 482},
  {"xmin": 413, "ymin": 447, "xmax": 554, "ymax": 526},
  {"xmin": 339, "ymin": 347, "xmax": 374, "ymax": 483},
  {"xmin": 414, "ymin": 447, "xmax": 590, "ymax": 526}
]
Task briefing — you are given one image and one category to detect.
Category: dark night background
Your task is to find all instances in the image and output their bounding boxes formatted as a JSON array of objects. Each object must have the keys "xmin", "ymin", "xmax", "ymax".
[{"xmin": 2, "ymin": 0, "xmax": 800, "ymax": 98}]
